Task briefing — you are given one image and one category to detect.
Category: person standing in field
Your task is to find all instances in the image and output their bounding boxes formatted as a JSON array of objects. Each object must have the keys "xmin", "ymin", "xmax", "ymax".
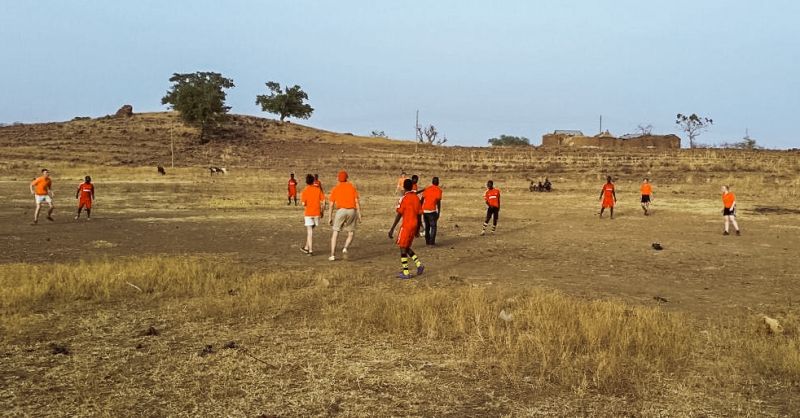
[
  {"xmin": 640, "ymin": 178, "xmax": 653, "ymax": 216},
  {"xmin": 481, "ymin": 180, "xmax": 500, "ymax": 235},
  {"xmin": 287, "ymin": 173, "xmax": 298, "ymax": 206},
  {"xmin": 313, "ymin": 174, "xmax": 324, "ymax": 193},
  {"xmin": 420, "ymin": 176, "xmax": 443, "ymax": 245},
  {"xmin": 410, "ymin": 174, "xmax": 420, "ymax": 192},
  {"xmin": 30, "ymin": 168, "xmax": 55, "ymax": 224},
  {"xmin": 599, "ymin": 176, "xmax": 617, "ymax": 219},
  {"xmin": 327, "ymin": 171, "xmax": 362, "ymax": 261},
  {"xmin": 721, "ymin": 185, "xmax": 741, "ymax": 236},
  {"xmin": 74, "ymin": 176, "xmax": 95, "ymax": 220},
  {"xmin": 396, "ymin": 170, "xmax": 408, "ymax": 196},
  {"xmin": 300, "ymin": 174, "xmax": 325, "ymax": 255},
  {"xmin": 389, "ymin": 178, "xmax": 425, "ymax": 279}
]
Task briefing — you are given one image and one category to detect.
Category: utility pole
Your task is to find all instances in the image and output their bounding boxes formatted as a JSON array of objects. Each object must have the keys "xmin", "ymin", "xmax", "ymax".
[
  {"xmin": 599, "ymin": 115, "xmax": 603, "ymax": 134},
  {"xmin": 415, "ymin": 110, "xmax": 419, "ymax": 141},
  {"xmin": 170, "ymin": 126, "xmax": 175, "ymax": 168}
]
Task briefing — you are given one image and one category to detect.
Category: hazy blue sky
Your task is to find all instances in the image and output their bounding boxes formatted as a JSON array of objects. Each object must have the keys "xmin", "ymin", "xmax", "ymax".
[{"xmin": 2, "ymin": 1, "xmax": 798, "ymax": 148}]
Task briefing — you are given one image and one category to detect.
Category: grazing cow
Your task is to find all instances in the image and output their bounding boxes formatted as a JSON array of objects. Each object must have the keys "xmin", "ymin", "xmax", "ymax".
[
  {"xmin": 210, "ymin": 167, "xmax": 227, "ymax": 176},
  {"xmin": 157, "ymin": 165, "xmax": 166, "ymax": 176}
]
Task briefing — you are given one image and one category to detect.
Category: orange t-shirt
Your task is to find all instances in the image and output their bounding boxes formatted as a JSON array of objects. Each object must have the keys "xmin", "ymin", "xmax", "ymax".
[
  {"xmin": 722, "ymin": 192, "xmax": 735, "ymax": 209},
  {"xmin": 484, "ymin": 188, "xmax": 501, "ymax": 207},
  {"xmin": 31, "ymin": 176, "xmax": 51, "ymax": 195},
  {"xmin": 77, "ymin": 183, "xmax": 94, "ymax": 201},
  {"xmin": 301, "ymin": 185, "xmax": 325, "ymax": 216},
  {"xmin": 602, "ymin": 183, "xmax": 615, "ymax": 199},
  {"xmin": 640, "ymin": 183, "xmax": 652, "ymax": 195},
  {"xmin": 328, "ymin": 182, "xmax": 359, "ymax": 209},
  {"xmin": 411, "ymin": 183, "xmax": 418, "ymax": 191},
  {"xmin": 421, "ymin": 185, "xmax": 442, "ymax": 212},
  {"xmin": 396, "ymin": 191, "xmax": 422, "ymax": 228},
  {"xmin": 288, "ymin": 178, "xmax": 298, "ymax": 194}
]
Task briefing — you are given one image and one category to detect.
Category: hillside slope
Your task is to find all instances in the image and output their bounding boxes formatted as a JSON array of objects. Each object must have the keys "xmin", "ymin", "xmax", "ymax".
[{"xmin": 1, "ymin": 112, "xmax": 798, "ymax": 180}]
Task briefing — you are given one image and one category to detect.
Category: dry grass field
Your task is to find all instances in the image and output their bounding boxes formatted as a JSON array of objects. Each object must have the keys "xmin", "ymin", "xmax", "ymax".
[{"xmin": 1, "ymin": 113, "xmax": 799, "ymax": 416}]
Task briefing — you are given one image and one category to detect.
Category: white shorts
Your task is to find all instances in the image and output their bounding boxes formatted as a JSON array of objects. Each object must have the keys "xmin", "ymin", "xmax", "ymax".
[
  {"xmin": 35, "ymin": 195, "xmax": 52, "ymax": 204},
  {"xmin": 304, "ymin": 216, "xmax": 320, "ymax": 227}
]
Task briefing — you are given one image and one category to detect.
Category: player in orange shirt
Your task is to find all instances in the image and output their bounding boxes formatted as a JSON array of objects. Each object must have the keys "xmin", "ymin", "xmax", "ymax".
[
  {"xmin": 640, "ymin": 178, "xmax": 653, "ymax": 216},
  {"xmin": 74, "ymin": 176, "xmax": 95, "ymax": 220},
  {"xmin": 481, "ymin": 180, "xmax": 500, "ymax": 235},
  {"xmin": 29, "ymin": 168, "xmax": 55, "ymax": 224},
  {"xmin": 420, "ymin": 177, "xmax": 443, "ymax": 245},
  {"xmin": 389, "ymin": 179, "xmax": 425, "ymax": 279},
  {"xmin": 300, "ymin": 174, "xmax": 325, "ymax": 255},
  {"xmin": 410, "ymin": 174, "xmax": 419, "ymax": 192},
  {"xmin": 313, "ymin": 174, "xmax": 324, "ymax": 193},
  {"xmin": 598, "ymin": 176, "xmax": 617, "ymax": 219},
  {"xmin": 721, "ymin": 185, "xmax": 740, "ymax": 236},
  {"xmin": 287, "ymin": 173, "xmax": 298, "ymax": 206},
  {"xmin": 327, "ymin": 171, "xmax": 362, "ymax": 260}
]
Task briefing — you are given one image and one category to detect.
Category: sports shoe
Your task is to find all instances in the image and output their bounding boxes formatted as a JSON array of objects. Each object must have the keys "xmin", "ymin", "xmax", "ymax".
[
  {"xmin": 480, "ymin": 230, "xmax": 486, "ymax": 236},
  {"xmin": 342, "ymin": 247, "xmax": 348, "ymax": 254},
  {"xmin": 300, "ymin": 247, "xmax": 310, "ymax": 254},
  {"xmin": 328, "ymin": 256, "xmax": 336, "ymax": 261},
  {"xmin": 723, "ymin": 231, "xmax": 730, "ymax": 236},
  {"xmin": 396, "ymin": 272, "xmax": 413, "ymax": 280},
  {"xmin": 47, "ymin": 216, "xmax": 55, "ymax": 222},
  {"xmin": 735, "ymin": 230, "xmax": 741, "ymax": 236},
  {"xmin": 74, "ymin": 216, "xmax": 79, "ymax": 220},
  {"xmin": 416, "ymin": 265, "xmax": 425, "ymax": 276}
]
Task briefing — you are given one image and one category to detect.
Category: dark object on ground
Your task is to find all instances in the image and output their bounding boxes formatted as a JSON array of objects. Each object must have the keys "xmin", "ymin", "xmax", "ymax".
[
  {"xmin": 223, "ymin": 341, "xmax": 238, "ymax": 349},
  {"xmin": 143, "ymin": 326, "xmax": 160, "ymax": 337},
  {"xmin": 652, "ymin": 243, "xmax": 663, "ymax": 250},
  {"xmin": 200, "ymin": 344, "xmax": 215, "ymax": 356},
  {"xmin": 530, "ymin": 179, "xmax": 552, "ymax": 192},
  {"xmin": 157, "ymin": 165, "xmax": 166, "ymax": 175},
  {"xmin": 209, "ymin": 166, "xmax": 227, "ymax": 176},
  {"xmin": 49, "ymin": 342, "xmax": 70, "ymax": 355},
  {"xmin": 115, "ymin": 104, "xmax": 134, "ymax": 118},
  {"xmin": 653, "ymin": 296, "xmax": 669, "ymax": 303}
]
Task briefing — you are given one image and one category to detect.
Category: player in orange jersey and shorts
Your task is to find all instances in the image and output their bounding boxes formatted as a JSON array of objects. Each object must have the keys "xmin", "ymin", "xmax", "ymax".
[
  {"xmin": 481, "ymin": 180, "xmax": 500, "ymax": 235},
  {"xmin": 300, "ymin": 174, "xmax": 325, "ymax": 255},
  {"xmin": 599, "ymin": 176, "xmax": 617, "ymax": 219},
  {"xmin": 287, "ymin": 173, "xmax": 298, "ymax": 206},
  {"xmin": 420, "ymin": 177, "xmax": 443, "ymax": 245},
  {"xmin": 74, "ymin": 176, "xmax": 95, "ymax": 220},
  {"xmin": 389, "ymin": 179, "xmax": 425, "ymax": 279},
  {"xmin": 30, "ymin": 168, "xmax": 55, "ymax": 224},
  {"xmin": 640, "ymin": 178, "xmax": 653, "ymax": 216},
  {"xmin": 721, "ymin": 185, "xmax": 741, "ymax": 236},
  {"xmin": 327, "ymin": 171, "xmax": 361, "ymax": 261}
]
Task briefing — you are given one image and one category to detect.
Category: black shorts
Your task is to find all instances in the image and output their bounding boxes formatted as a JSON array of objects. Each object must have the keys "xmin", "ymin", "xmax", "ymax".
[
  {"xmin": 641, "ymin": 195, "xmax": 651, "ymax": 203},
  {"xmin": 723, "ymin": 207, "xmax": 735, "ymax": 216}
]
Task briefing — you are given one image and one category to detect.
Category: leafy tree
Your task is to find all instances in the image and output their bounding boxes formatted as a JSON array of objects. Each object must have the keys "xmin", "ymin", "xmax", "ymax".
[
  {"xmin": 488, "ymin": 134, "xmax": 530, "ymax": 147},
  {"xmin": 675, "ymin": 113, "xmax": 713, "ymax": 148},
  {"xmin": 255, "ymin": 82, "xmax": 314, "ymax": 121},
  {"xmin": 161, "ymin": 72, "xmax": 235, "ymax": 143}
]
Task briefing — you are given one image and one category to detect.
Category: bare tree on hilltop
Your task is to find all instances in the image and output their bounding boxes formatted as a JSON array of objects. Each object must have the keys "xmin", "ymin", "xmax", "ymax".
[
  {"xmin": 416, "ymin": 124, "xmax": 447, "ymax": 146},
  {"xmin": 676, "ymin": 113, "xmax": 713, "ymax": 148},
  {"xmin": 161, "ymin": 72, "xmax": 235, "ymax": 143}
]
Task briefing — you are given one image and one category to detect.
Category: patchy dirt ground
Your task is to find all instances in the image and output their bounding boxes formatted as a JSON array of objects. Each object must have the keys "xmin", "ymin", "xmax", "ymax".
[{"xmin": 2, "ymin": 175, "xmax": 798, "ymax": 320}]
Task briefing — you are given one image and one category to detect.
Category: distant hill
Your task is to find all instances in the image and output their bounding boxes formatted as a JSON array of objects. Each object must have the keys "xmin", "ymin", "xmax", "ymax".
[{"xmin": 1, "ymin": 112, "xmax": 797, "ymax": 178}]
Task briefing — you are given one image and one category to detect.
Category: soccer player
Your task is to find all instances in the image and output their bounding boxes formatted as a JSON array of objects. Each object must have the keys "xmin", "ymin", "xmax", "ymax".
[
  {"xmin": 287, "ymin": 173, "xmax": 298, "ymax": 206},
  {"xmin": 420, "ymin": 177, "xmax": 443, "ymax": 245},
  {"xmin": 327, "ymin": 171, "xmax": 362, "ymax": 261},
  {"xmin": 30, "ymin": 168, "xmax": 54, "ymax": 224},
  {"xmin": 640, "ymin": 178, "xmax": 653, "ymax": 216},
  {"xmin": 74, "ymin": 176, "xmax": 95, "ymax": 220},
  {"xmin": 410, "ymin": 174, "xmax": 419, "ymax": 192},
  {"xmin": 300, "ymin": 174, "xmax": 325, "ymax": 255},
  {"xmin": 599, "ymin": 176, "xmax": 617, "ymax": 219},
  {"xmin": 396, "ymin": 170, "xmax": 408, "ymax": 196},
  {"xmin": 313, "ymin": 174, "xmax": 324, "ymax": 193},
  {"xmin": 721, "ymin": 185, "xmax": 741, "ymax": 236},
  {"xmin": 481, "ymin": 180, "xmax": 500, "ymax": 235},
  {"xmin": 389, "ymin": 179, "xmax": 425, "ymax": 279}
]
